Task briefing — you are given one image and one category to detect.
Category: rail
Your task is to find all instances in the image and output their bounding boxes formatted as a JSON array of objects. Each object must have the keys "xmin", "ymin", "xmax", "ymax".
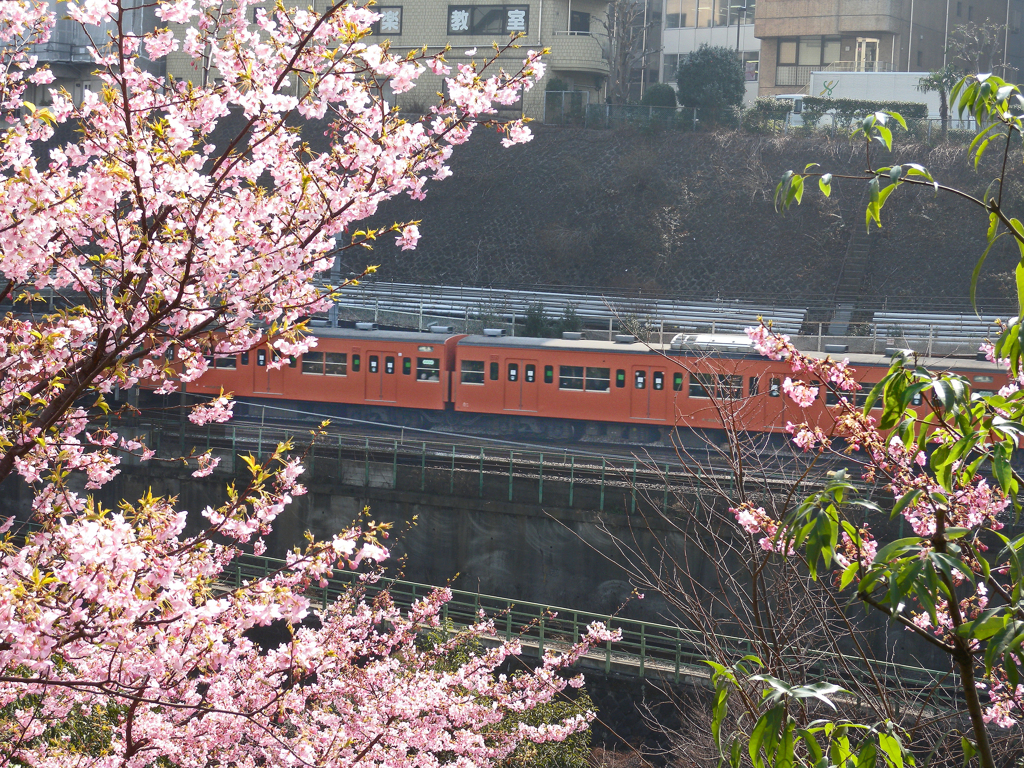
[
  {"xmin": 224, "ymin": 552, "xmax": 964, "ymax": 704},
  {"xmin": 131, "ymin": 416, "xmax": 827, "ymax": 512}
]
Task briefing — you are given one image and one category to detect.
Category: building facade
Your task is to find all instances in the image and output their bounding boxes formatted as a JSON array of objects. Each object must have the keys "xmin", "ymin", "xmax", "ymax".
[
  {"xmin": 661, "ymin": 0, "xmax": 759, "ymax": 104},
  {"xmin": 755, "ymin": 0, "xmax": 1024, "ymax": 98}
]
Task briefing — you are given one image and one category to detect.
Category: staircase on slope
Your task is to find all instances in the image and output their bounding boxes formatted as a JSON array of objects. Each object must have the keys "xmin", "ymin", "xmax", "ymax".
[{"xmin": 828, "ymin": 226, "xmax": 874, "ymax": 336}]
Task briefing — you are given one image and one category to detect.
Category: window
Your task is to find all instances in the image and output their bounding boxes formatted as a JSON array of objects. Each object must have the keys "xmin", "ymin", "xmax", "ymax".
[
  {"xmin": 325, "ymin": 353, "xmax": 347, "ymax": 375},
  {"xmin": 826, "ymin": 387, "xmax": 880, "ymax": 408},
  {"xmin": 490, "ymin": 362, "xmax": 499, "ymax": 380},
  {"xmin": 417, "ymin": 358, "xmax": 441, "ymax": 381},
  {"xmin": 257, "ymin": 349, "xmax": 266, "ymax": 366},
  {"xmin": 525, "ymin": 364, "xmax": 536, "ymax": 383},
  {"xmin": 241, "ymin": 351, "xmax": 249, "ymax": 366},
  {"xmin": 369, "ymin": 355, "xmax": 379, "ymax": 373},
  {"xmin": 916, "ymin": 49, "xmax": 922, "ymax": 68},
  {"xmin": 559, "ymin": 366, "xmax": 584, "ymax": 389},
  {"xmin": 288, "ymin": 356, "xmax": 297, "ymax": 368},
  {"xmin": 448, "ymin": 5, "xmax": 529, "ymax": 35},
  {"xmin": 635, "ymin": 370, "xmax": 647, "ymax": 390},
  {"xmin": 689, "ymin": 373, "xmax": 742, "ymax": 398},
  {"xmin": 749, "ymin": 376, "xmax": 759, "ymax": 396},
  {"xmin": 663, "ymin": 53, "xmax": 682, "ymax": 80},
  {"xmin": 653, "ymin": 371, "xmax": 664, "ymax": 390},
  {"xmin": 544, "ymin": 365, "xmax": 553, "ymax": 383},
  {"xmin": 957, "ymin": 1, "xmax": 962, "ymax": 16},
  {"xmin": 203, "ymin": 355, "xmax": 236, "ymax": 369},
  {"xmin": 769, "ymin": 377, "xmax": 780, "ymax": 397},
  {"xmin": 616, "ymin": 369, "xmax": 626, "ymax": 388},
  {"xmin": 461, "ymin": 360, "xmax": 485, "ymax": 384},
  {"xmin": 673, "ymin": 373, "xmax": 683, "ymax": 391},
  {"xmin": 403, "ymin": 358, "xmax": 412, "ymax": 375},
  {"xmin": 569, "ymin": 9, "xmax": 589, "ymax": 32},
  {"xmin": 778, "ymin": 40, "xmax": 797, "ymax": 65},
  {"xmin": 508, "ymin": 363, "xmax": 519, "ymax": 381},
  {"xmin": 352, "ymin": 354, "xmax": 361, "ymax": 372},
  {"xmin": 968, "ymin": 5, "xmax": 973, "ymax": 20},
  {"xmin": 302, "ymin": 352, "xmax": 324, "ymax": 374},
  {"xmin": 371, "ymin": 6, "xmax": 402, "ymax": 35},
  {"xmin": 585, "ymin": 367, "xmax": 610, "ymax": 391},
  {"xmin": 385, "ymin": 356, "xmax": 395, "ymax": 374},
  {"xmin": 664, "ymin": 0, "xmax": 691, "ymax": 28}
]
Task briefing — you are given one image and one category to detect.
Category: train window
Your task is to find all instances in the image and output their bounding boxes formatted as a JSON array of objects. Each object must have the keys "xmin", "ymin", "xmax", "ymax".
[
  {"xmin": 289, "ymin": 356, "xmax": 297, "ymax": 368},
  {"xmin": 616, "ymin": 370, "xmax": 626, "ymax": 388},
  {"xmin": 369, "ymin": 355, "xmax": 379, "ymax": 373},
  {"xmin": 673, "ymin": 373, "xmax": 683, "ymax": 392},
  {"xmin": 257, "ymin": 349, "xmax": 266, "ymax": 367},
  {"xmin": 975, "ymin": 375, "xmax": 994, "ymax": 383},
  {"xmin": 302, "ymin": 352, "xmax": 324, "ymax": 374},
  {"xmin": 559, "ymin": 366, "xmax": 584, "ymax": 390},
  {"xmin": 653, "ymin": 371, "xmax": 664, "ymax": 391},
  {"xmin": 689, "ymin": 373, "xmax": 712, "ymax": 398},
  {"xmin": 508, "ymin": 363, "xmax": 518, "ymax": 382},
  {"xmin": 634, "ymin": 371, "xmax": 646, "ymax": 390},
  {"xmin": 385, "ymin": 356, "xmax": 395, "ymax": 374},
  {"xmin": 212, "ymin": 356, "xmax": 237, "ymax": 369},
  {"xmin": 827, "ymin": 388, "xmax": 880, "ymax": 408},
  {"xmin": 525, "ymin": 364, "xmax": 536, "ymax": 383},
  {"xmin": 461, "ymin": 360, "xmax": 485, "ymax": 384},
  {"xmin": 691, "ymin": 373, "xmax": 742, "ymax": 399},
  {"xmin": 722, "ymin": 376, "xmax": 742, "ymax": 398},
  {"xmin": 352, "ymin": 354, "xmax": 361, "ymax": 372},
  {"xmin": 585, "ymin": 367, "xmax": 610, "ymax": 391},
  {"xmin": 403, "ymin": 358, "xmax": 412, "ymax": 375},
  {"xmin": 769, "ymin": 378, "xmax": 780, "ymax": 397},
  {"xmin": 325, "ymin": 353, "xmax": 347, "ymax": 376},
  {"xmin": 417, "ymin": 358, "xmax": 440, "ymax": 381},
  {"xmin": 544, "ymin": 365, "xmax": 553, "ymax": 384},
  {"xmin": 749, "ymin": 376, "xmax": 758, "ymax": 396},
  {"xmin": 810, "ymin": 380, "xmax": 820, "ymax": 399},
  {"xmin": 490, "ymin": 362, "xmax": 499, "ymax": 381},
  {"xmin": 912, "ymin": 391, "xmax": 922, "ymax": 406},
  {"xmin": 241, "ymin": 351, "xmax": 249, "ymax": 366}
]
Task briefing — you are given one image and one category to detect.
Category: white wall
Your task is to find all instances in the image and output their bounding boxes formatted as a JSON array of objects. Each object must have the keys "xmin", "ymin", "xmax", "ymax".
[{"xmin": 807, "ymin": 71, "xmax": 941, "ymax": 117}]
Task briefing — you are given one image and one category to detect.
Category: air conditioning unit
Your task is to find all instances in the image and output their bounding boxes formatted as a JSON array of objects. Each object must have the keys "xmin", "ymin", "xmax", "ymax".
[
  {"xmin": 355, "ymin": 322, "xmax": 378, "ymax": 331},
  {"xmin": 562, "ymin": 332, "xmax": 583, "ymax": 340},
  {"xmin": 429, "ymin": 325, "xmax": 454, "ymax": 334},
  {"xmin": 483, "ymin": 328, "xmax": 507, "ymax": 337},
  {"xmin": 824, "ymin": 344, "xmax": 848, "ymax": 354},
  {"xmin": 614, "ymin": 334, "xmax": 637, "ymax": 344}
]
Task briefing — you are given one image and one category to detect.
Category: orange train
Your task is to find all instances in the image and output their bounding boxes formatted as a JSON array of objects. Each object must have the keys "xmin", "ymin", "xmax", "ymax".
[{"xmin": 169, "ymin": 327, "xmax": 1009, "ymax": 443}]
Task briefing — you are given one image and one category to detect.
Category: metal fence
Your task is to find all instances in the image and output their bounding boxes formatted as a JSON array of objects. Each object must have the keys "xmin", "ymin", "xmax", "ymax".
[
  {"xmin": 224, "ymin": 551, "xmax": 964, "ymax": 700},
  {"xmin": 140, "ymin": 418, "xmax": 788, "ymax": 514}
]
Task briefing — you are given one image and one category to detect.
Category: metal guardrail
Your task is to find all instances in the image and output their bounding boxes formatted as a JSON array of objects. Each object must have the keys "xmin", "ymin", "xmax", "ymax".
[
  {"xmin": 137, "ymin": 417, "xmax": 792, "ymax": 513},
  {"xmin": 224, "ymin": 552, "xmax": 964, "ymax": 703}
]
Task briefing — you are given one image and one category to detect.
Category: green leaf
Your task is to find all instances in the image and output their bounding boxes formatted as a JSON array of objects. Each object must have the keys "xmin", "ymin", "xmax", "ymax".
[
  {"xmin": 890, "ymin": 489, "xmax": 922, "ymax": 521},
  {"xmin": 884, "ymin": 110, "xmax": 908, "ymax": 130},
  {"xmin": 819, "ymin": 173, "xmax": 832, "ymax": 197},
  {"xmin": 961, "ymin": 736, "xmax": 976, "ymax": 768},
  {"xmin": 873, "ymin": 536, "xmax": 924, "ymax": 564},
  {"xmin": 971, "ymin": 232, "xmax": 1005, "ymax": 316},
  {"xmin": 878, "ymin": 732, "xmax": 905, "ymax": 768}
]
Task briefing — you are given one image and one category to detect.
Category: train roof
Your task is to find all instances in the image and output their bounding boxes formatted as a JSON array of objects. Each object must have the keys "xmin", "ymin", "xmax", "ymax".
[{"xmin": 307, "ymin": 326, "xmax": 1004, "ymax": 373}]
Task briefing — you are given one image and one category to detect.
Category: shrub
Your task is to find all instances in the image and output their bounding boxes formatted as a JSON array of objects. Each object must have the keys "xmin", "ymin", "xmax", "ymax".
[{"xmin": 640, "ymin": 83, "xmax": 677, "ymax": 108}]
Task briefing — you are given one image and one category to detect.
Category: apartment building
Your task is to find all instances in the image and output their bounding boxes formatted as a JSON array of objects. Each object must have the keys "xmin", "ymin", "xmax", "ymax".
[
  {"xmin": 755, "ymin": 0, "xmax": 1024, "ymax": 98},
  {"xmin": 25, "ymin": 0, "xmax": 162, "ymax": 108},
  {"xmin": 661, "ymin": 0, "xmax": 759, "ymax": 104},
  {"xmin": 162, "ymin": 0, "xmax": 608, "ymax": 118}
]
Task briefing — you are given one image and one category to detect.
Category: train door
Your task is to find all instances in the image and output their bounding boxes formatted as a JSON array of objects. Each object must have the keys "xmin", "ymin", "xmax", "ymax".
[
  {"xmin": 365, "ymin": 351, "xmax": 397, "ymax": 402},
  {"xmin": 649, "ymin": 370, "xmax": 667, "ymax": 421},
  {"xmin": 502, "ymin": 359, "xmax": 538, "ymax": 411},
  {"xmin": 630, "ymin": 367, "xmax": 648, "ymax": 419},
  {"xmin": 253, "ymin": 347, "xmax": 285, "ymax": 394}
]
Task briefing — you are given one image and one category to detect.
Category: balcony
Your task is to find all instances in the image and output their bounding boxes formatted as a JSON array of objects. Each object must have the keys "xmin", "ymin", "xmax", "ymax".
[
  {"xmin": 775, "ymin": 60, "xmax": 892, "ymax": 86},
  {"xmin": 548, "ymin": 31, "xmax": 608, "ymax": 76}
]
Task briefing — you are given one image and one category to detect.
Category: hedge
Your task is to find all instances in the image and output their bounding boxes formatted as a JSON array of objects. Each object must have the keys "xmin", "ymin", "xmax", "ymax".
[{"xmin": 800, "ymin": 97, "xmax": 929, "ymax": 129}]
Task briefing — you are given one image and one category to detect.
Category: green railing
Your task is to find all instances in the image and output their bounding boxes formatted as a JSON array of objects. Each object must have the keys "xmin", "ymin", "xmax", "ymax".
[
  {"xmin": 126, "ymin": 416, "xmax": 838, "ymax": 514},
  {"xmin": 225, "ymin": 552, "xmax": 963, "ymax": 707}
]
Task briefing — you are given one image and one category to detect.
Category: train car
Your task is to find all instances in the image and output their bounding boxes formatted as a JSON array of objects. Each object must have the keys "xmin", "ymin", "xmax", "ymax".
[
  {"xmin": 450, "ymin": 332, "xmax": 1010, "ymax": 440},
  {"xmin": 185, "ymin": 327, "xmax": 456, "ymax": 421},
  {"xmin": 155, "ymin": 326, "xmax": 1009, "ymax": 443}
]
